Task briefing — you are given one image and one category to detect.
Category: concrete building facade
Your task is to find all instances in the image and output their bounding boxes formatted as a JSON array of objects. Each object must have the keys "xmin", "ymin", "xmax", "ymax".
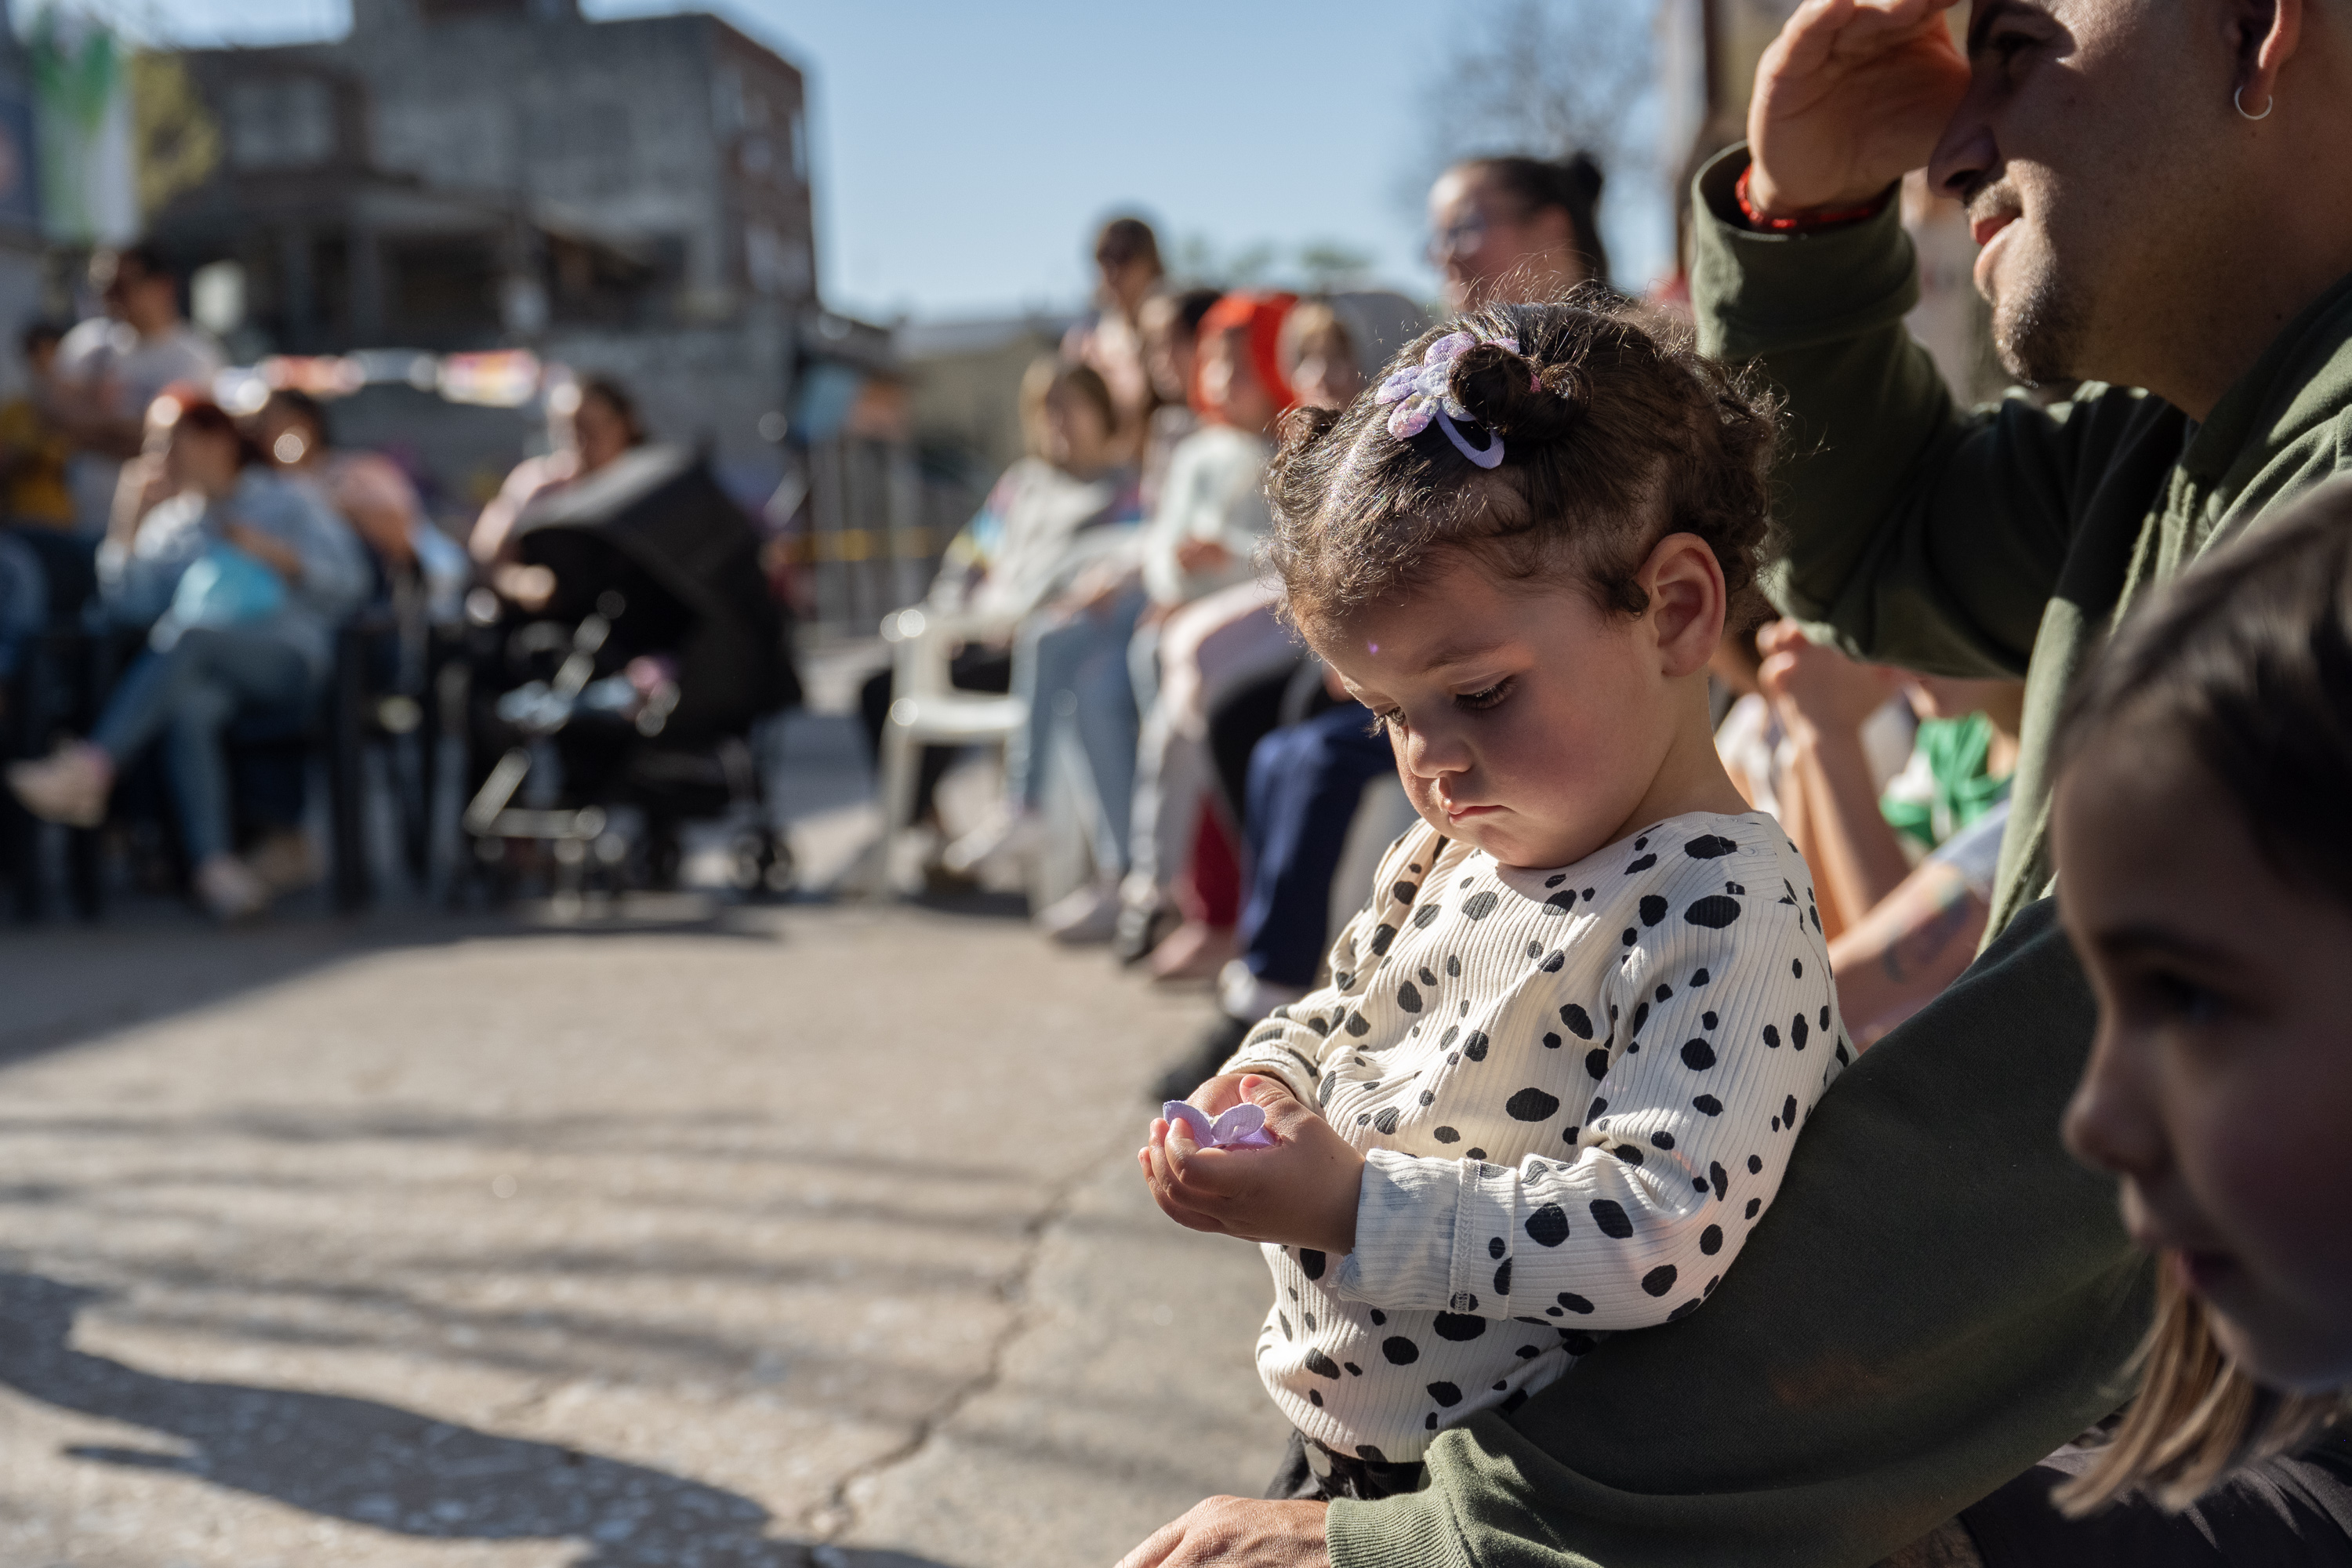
[{"xmin": 148, "ymin": 0, "xmax": 819, "ymax": 504}]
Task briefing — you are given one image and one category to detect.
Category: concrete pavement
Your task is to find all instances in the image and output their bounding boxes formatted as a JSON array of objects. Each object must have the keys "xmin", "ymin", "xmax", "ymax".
[{"xmin": 0, "ymin": 890, "xmax": 1290, "ymax": 1567}]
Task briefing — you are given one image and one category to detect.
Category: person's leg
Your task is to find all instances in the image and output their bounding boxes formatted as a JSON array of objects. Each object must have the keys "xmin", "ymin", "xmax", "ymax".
[
  {"xmin": 151, "ymin": 630, "xmax": 310, "ymax": 866},
  {"xmin": 1206, "ymin": 662, "xmax": 1299, "ymax": 834},
  {"xmin": 1238, "ymin": 702, "xmax": 1396, "ymax": 992}
]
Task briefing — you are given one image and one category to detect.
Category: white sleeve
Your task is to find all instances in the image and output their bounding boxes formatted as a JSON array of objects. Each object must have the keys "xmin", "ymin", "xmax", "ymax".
[{"xmin": 1330, "ymin": 840, "xmax": 1846, "ymax": 1329}]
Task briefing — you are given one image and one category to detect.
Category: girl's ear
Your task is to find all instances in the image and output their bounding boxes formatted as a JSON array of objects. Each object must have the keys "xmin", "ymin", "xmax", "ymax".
[{"xmin": 1637, "ymin": 532, "xmax": 1728, "ymax": 679}]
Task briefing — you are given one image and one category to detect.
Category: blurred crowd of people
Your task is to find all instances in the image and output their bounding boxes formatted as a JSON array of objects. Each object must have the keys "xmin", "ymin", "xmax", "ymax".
[
  {"xmin": 876, "ymin": 152, "xmax": 2027, "ymax": 1106},
  {"xmin": 0, "ymin": 243, "xmax": 744, "ymax": 920}
]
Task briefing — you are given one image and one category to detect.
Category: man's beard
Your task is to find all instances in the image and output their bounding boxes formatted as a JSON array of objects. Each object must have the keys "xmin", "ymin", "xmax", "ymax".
[{"xmin": 1987, "ymin": 250, "xmax": 2088, "ymax": 387}]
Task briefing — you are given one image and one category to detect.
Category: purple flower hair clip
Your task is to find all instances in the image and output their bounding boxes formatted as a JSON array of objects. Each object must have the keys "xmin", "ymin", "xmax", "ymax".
[{"xmin": 1374, "ymin": 329, "xmax": 1521, "ymax": 470}]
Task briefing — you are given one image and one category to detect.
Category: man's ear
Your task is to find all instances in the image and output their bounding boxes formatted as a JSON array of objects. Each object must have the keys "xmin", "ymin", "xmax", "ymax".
[
  {"xmin": 2230, "ymin": 0, "xmax": 2303, "ymax": 107},
  {"xmin": 1637, "ymin": 532, "xmax": 1729, "ymax": 679}
]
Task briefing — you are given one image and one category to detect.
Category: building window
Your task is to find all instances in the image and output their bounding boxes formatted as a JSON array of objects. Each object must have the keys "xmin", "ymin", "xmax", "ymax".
[{"xmin": 226, "ymin": 77, "xmax": 336, "ymax": 171}]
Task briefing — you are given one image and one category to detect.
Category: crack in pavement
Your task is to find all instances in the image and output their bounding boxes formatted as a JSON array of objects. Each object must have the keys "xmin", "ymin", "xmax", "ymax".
[{"xmin": 799, "ymin": 1125, "xmax": 1135, "ymax": 1547}]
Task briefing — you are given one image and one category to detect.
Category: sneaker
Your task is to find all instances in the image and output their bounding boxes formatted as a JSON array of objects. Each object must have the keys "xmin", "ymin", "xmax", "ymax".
[
  {"xmin": 193, "ymin": 854, "xmax": 272, "ymax": 922},
  {"xmin": 939, "ymin": 805, "xmax": 1045, "ymax": 879},
  {"xmin": 6, "ymin": 742, "xmax": 111, "ymax": 828},
  {"xmin": 1038, "ymin": 880, "xmax": 1121, "ymax": 944},
  {"xmin": 1218, "ymin": 959, "xmax": 1309, "ymax": 1022},
  {"xmin": 244, "ymin": 829, "xmax": 321, "ymax": 894},
  {"xmin": 1113, "ymin": 896, "xmax": 1176, "ymax": 966}
]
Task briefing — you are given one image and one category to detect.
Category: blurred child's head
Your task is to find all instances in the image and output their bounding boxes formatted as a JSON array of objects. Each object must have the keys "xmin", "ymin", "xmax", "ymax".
[
  {"xmin": 1139, "ymin": 287, "xmax": 1221, "ymax": 408},
  {"xmin": 1279, "ymin": 301, "xmax": 1363, "ymax": 412},
  {"xmin": 1092, "ymin": 216, "xmax": 1163, "ymax": 316},
  {"xmin": 1269, "ymin": 296, "xmax": 1777, "ymax": 869},
  {"xmin": 1019, "ymin": 357, "xmax": 1117, "ymax": 475},
  {"xmin": 1194, "ymin": 292, "xmax": 1297, "ymax": 434},
  {"xmin": 2053, "ymin": 484, "xmax": 2352, "ymax": 1508}
]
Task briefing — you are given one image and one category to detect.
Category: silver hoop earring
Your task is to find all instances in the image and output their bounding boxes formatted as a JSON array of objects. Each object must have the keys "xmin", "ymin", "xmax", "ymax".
[{"xmin": 2235, "ymin": 85, "xmax": 2274, "ymax": 121}]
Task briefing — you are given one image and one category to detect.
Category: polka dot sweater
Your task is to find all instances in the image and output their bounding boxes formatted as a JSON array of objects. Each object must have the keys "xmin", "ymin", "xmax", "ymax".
[{"xmin": 1219, "ymin": 811, "xmax": 1847, "ymax": 1464}]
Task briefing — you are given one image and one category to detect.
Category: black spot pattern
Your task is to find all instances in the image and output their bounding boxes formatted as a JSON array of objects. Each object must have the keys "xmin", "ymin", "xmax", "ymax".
[
  {"xmin": 1641, "ymin": 1265, "xmax": 1678, "ymax": 1297},
  {"xmin": 1299, "ymin": 1249, "xmax": 1327, "ymax": 1279},
  {"xmin": 1494, "ymin": 1258, "xmax": 1513, "ymax": 1294},
  {"xmin": 1685, "ymin": 895, "xmax": 1741, "ymax": 928},
  {"xmin": 1382, "ymin": 1337, "xmax": 1420, "ymax": 1365},
  {"xmin": 1393, "ymin": 880, "xmax": 1420, "ymax": 906},
  {"xmin": 1693, "ymin": 1094, "xmax": 1722, "ymax": 1116},
  {"xmin": 1413, "ymin": 902, "xmax": 1444, "ymax": 930},
  {"xmin": 1397, "ymin": 982, "xmax": 1423, "ymax": 1013},
  {"xmin": 1639, "ymin": 895, "xmax": 1668, "ymax": 927},
  {"xmin": 1589, "ymin": 1200, "xmax": 1633, "ymax": 1240},
  {"xmin": 1681, "ymin": 1038, "xmax": 1717, "ymax": 1071},
  {"xmin": 1685, "ymin": 834, "xmax": 1739, "ymax": 858},
  {"xmin": 1368, "ymin": 924, "xmax": 1396, "ymax": 956},
  {"xmin": 1461, "ymin": 1031, "xmax": 1490, "ymax": 1062},
  {"xmin": 1556, "ymin": 1292, "xmax": 1593, "ymax": 1314},
  {"xmin": 1700, "ymin": 1224, "xmax": 1723, "ymax": 1255},
  {"xmin": 1626, "ymin": 853, "xmax": 1657, "ymax": 873},
  {"xmin": 1560, "ymin": 1003, "xmax": 1593, "ymax": 1039},
  {"xmin": 1432, "ymin": 1127, "xmax": 1459, "ymax": 1144},
  {"xmin": 1374, "ymin": 1107, "xmax": 1401, "ymax": 1135},
  {"xmin": 1525, "ymin": 1204, "xmax": 1570, "ymax": 1247},
  {"xmin": 1462, "ymin": 891, "xmax": 1500, "ymax": 920},
  {"xmin": 1709, "ymin": 1161, "xmax": 1729, "ymax": 1200},
  {"xmin": 1305, "ymin": 1348, "xmax": 1341, "ymax": 1378},
  {"xmin": 1432, "ymin": 1313, "xmax": 1486, "ymax": 1341},
  {"xmin": 1427, "ymin": 1381, "xmax": 1462, "ymax": 1406}
]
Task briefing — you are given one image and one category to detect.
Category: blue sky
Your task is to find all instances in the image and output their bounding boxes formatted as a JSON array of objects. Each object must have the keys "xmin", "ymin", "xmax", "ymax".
[{"xmin": 98, "ymin": 0, "xmax": 1669, "ymax": 321}]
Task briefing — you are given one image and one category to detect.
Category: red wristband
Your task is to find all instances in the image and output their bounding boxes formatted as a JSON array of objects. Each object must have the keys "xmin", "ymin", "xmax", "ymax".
[{"xmin": 1735, "ymin": 163, "xmax": 1890, "ymax": 234}]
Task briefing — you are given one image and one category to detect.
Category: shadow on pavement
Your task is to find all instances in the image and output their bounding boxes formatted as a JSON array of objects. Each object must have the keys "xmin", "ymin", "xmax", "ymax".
[{"xmin": 0, "ymin": 1269, "xmax": 953, "ymax": 1568}]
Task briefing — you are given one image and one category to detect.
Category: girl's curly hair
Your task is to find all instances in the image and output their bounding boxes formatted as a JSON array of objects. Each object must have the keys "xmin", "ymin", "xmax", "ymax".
[{"xmin": 1265, "ymin": 290, "xmax": 1780, "ymax": 638}]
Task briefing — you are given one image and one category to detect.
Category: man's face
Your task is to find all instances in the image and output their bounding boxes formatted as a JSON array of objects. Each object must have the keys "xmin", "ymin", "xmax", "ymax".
[{"xmin": 1929, "ymin": 0, "xmax": 2212, "ymax": 385}]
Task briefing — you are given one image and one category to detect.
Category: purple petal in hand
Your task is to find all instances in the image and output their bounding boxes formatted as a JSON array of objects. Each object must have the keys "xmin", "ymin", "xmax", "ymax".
[{"xmin": 1162, "ymin": 1099, "xmax": 1279, "ymax": 1149}]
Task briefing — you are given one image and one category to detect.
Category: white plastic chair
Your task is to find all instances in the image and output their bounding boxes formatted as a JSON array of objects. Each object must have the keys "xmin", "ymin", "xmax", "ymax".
[{"xmin": 876, "ymin": 606, "xmax": 1029, "ymax": 854}]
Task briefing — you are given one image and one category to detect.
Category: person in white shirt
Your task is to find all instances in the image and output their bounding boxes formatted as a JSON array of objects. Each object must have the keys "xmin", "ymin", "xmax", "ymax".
[
  {"xmin": 1140, "ymin": 299, "xmax": 1848, "ymax": 1501},
  {"xmin": 53, "ymin": 244, "xmax": 225, "ymax": 538}
]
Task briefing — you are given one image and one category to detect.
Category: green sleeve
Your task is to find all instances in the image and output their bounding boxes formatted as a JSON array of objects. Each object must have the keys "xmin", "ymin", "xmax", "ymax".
[
  {"xmin": 1690, "ymin": 147, "xmax": 2148, "ymax": 680},
  {"xmin": 1327, "ymin": 898, "xmax": 2152, "ymax": 1568}
]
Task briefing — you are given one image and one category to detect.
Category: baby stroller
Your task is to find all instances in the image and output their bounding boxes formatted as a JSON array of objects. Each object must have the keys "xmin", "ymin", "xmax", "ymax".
[{"xmin": 459, "ymin": 445, "xmax": 800, "ymax": 898}]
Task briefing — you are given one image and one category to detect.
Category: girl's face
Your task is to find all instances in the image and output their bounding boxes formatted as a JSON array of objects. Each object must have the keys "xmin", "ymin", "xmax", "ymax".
[
  {"xmin": 165, "ymin": 424, "xmax": 241, "ymax": 498},
  {"xmin": 1199, "ymin": 328, "xmax": 1274, "ymax": 434},
  {"xmin": 1316, "ymin": 540, "xmax": 1725, "ymax": 871},
  {"xmin": 1287, "ymin": 323, "xmax": 1361, "ymax": 412},
  {"xmin": 1427, "ymin": 168, "xmax": 1583, "ymax": 314},
  {"xmin": 2058, "ymin": 725, "xmax": 2352, "ymax": 1393},
  {"xmin": 1042, "ymin": 389, "xmax": 1111, "ymax": 475}
]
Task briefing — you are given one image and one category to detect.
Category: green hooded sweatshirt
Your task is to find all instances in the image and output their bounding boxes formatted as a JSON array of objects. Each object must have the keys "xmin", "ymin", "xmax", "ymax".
[{"xmin": 1325, "ymin": 145, "xmax": 2352, "ymax": 1568}]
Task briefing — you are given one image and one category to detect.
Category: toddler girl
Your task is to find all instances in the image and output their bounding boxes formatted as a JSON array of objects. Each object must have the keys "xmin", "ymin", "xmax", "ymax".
[
  {"xmin": 1140, "ymin": 298, "xmax": 1852, "ymax": 1501},
  {"xmin": 2053, "ymin": 485, "xmax": 2352, "ymax": 1514}
]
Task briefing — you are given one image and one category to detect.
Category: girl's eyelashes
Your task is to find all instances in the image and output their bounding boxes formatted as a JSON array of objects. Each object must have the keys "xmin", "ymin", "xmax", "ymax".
[
  {"xmin": 1454, "ymin": 676, "xmax": 1515, "ymax": 713},
  {"xmin": 1362, "ymin": 677, "xmax": 1513, "ymax": 735}
]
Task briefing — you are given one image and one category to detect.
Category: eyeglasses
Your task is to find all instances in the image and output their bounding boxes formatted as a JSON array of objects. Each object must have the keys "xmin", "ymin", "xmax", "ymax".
[
  {"xmin": 1426, "ymin": 214, "xmax": 1490, "ymax": 265},
  {"xmin": 1426, "ymin": 205, "xmax": 1534, "ymax": 267}
]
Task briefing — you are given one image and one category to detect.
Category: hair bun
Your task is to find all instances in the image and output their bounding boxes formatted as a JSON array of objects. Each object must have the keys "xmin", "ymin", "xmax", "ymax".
[{"xmin": 1448, "ymin": 340, "xmax": 1587, "ymax": 445}]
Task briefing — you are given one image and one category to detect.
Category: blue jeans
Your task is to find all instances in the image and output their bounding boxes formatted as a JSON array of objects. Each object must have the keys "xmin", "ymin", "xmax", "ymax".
[
  {"xmin": 1010, "ymin": 589, "xmax": 1144, "ymax": 873},
  {"xmin": 1240, "ymin": 701, "xmax": 1396, "ymax": 988},
  {"xmin": 92, "ymin": 628, "xmax": 314, "ymax": 862}
]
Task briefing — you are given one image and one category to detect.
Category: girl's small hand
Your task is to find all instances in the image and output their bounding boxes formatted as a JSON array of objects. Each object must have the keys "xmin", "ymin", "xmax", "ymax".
[
  {"xmin": 1182, "ymin": 1071, "xmax": 1252, "ymax": 1117},
  {"xmin": 1137, "ymin": 1076, "xmax": 1363, "ymax": 1254}
]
